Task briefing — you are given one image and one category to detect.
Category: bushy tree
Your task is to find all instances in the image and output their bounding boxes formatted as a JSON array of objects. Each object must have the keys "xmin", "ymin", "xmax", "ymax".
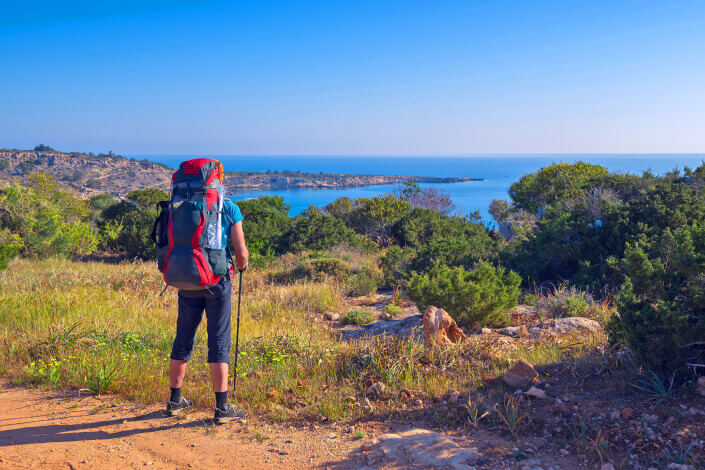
[
  {"xmin": 126, "ymin": 188, "xmax": 168, "ymax": 206},
  {"xmin": 34, "ymin": 144, "xmax": 55, "ymax": 152},
  {"xmin": 0, "ymin": 231, "xmax": 22, "ymax": 269},
  {"xmin": 509, "ymin": 162, "xmax": 609, "ymax": 212},
  {"xmin": 324, "ymin": 195, "xmax": 411, "ymax": 242},
  {"xmin": 0, "ymin": 173, "xmax": 98, "ymax": 257},
  {"xmin": 388, "ymin": 208, "xmax": 498, "ymax": 275},
  {"xmin": 609, "ymin": 224, "xmax": 705, "ymax": 372},
  {"xmin": 409, "ymin": 263, "xmax": 521, "ymax": 328},
  {"xmin": 99, "ymin": 199, "xmax": 159, "ymax": 260},
  {"xmin": 283, "ymin": 206, "xmax": 373, "ymax": 252},
  {"xmin": 237, "ymin": 196, "xmax": 292, "ymax": 255},
  {"xmin": 396, "ymin": 181, "xmax": 456, "ymax": 216}
]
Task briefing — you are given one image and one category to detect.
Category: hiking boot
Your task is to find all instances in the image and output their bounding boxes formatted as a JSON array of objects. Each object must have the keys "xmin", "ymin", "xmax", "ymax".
[
  {"xmin": 214, "ymin": 403, "xmax": 245, "ymax": 424},
  {"xmin": 166, "ymin": 396, "xmax": 194, "ymax": 416}
]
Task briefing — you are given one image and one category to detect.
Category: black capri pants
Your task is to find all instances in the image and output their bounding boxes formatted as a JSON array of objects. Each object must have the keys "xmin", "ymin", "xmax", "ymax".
[{"xmin": 170, "ymin": 275, "xmax": 232, "ymax": 364}]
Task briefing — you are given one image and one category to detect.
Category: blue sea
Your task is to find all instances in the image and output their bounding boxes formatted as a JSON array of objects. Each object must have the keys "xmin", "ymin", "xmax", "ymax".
[{"xmin": 138, "ymin": 155, "xmax": 704, "ymax": 220}]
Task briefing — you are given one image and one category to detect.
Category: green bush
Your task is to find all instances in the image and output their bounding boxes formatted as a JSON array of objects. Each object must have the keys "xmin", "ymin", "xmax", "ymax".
[
  {"xmin": 382, "ymin": 304, "xmax": 403, "ymax": 317},
  {"xmin": 237, "ymin": 196, "xmax": 292, "ymax": 255},
  {"xmin": 379, "ymin": 245, "xmax": 415, "ymax": 288},
  {"xmin": 268, "ymin": 255, "xmax": 352, "ymax": 284},
  {"xmin": 126, "ymin": 188, "xmax": 168, "ymax": 206},
  {"xmin": 389, "ymin": 208, "xmax": 498, "ymax": 277},
  {"xmin": 345, "ymin": 266, "xmax": 381, "ymax": 296},
  {"xmin": 324, "ymin": 195, "xmax": 411, "ymax": 242},
  {"xmin": 342, "ymin": 309, "xmax": 376, "ymax": 325},
  {"xmin": 0, "ymin": 231, "xmax": 22, "ymax": 270},
  {"xmin": 0, "ymin": 173, "xmax": 99, "ymax": 258},
  {"xmin": 283, "ymin": 207, "xmax": 373, "ymax": 253},
  {"xmin": 310, "ymin": 257, "xmax": 351, "ymax": 278},
  {"xmin": 509, "ymin": 162, "xmax": 610, "ymax": 212},
  {"xmin": 408, "ymin": 263, "xmax": 521, "ymax": 328},
  {"xmin": 609, "ymin": 224, "xmax": 705, "ymax": 372},
  {"xmin": 99, "ymin": 200, "xmax": 158, "ymax": 260},
  {"xmin": 0, "ymin": 160, "xmax": 9, "ymax": 171}
]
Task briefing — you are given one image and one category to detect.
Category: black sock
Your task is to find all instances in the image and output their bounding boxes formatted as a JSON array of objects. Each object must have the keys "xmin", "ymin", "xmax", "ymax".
[
  {"xmin": 170, "ymin": 387, "xmax": 182, "ymax": 402},
  {"xmin": 215, "ymin": 391, "xmax": 228, "ymax": 408}
]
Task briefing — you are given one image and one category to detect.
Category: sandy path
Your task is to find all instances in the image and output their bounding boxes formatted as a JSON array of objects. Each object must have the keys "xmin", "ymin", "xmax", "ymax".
[{"xmin": 0, "ymin": 382, "xmax": 365, "ymax": 469}]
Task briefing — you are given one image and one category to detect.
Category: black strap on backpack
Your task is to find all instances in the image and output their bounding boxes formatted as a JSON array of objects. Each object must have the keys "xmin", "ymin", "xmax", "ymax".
[{"xmin": 150, "ymin": 201, "xmax": 170, "ymax": 245}]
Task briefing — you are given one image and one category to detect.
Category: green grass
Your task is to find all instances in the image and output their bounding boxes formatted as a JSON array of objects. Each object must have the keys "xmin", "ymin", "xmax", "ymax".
[
  {"xmin": 0, "ymin": 257, "xmax": 608, "ymax": 424},
  {"xmin": 382, "ymin": 304, "xmax": 403, "ymax": 317},
  {"xmin": 341, "ymin": 309, "xmax": 376, "ymax": 325}
]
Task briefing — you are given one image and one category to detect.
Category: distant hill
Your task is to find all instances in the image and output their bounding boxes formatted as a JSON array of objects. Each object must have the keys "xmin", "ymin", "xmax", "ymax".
[{"xmin": 0, "ymin": 149, "xmax": 476, "ymax": 197}]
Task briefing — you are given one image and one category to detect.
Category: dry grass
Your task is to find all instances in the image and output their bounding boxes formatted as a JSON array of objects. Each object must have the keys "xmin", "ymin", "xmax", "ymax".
[{"xmin": 0, "ymin": 257, "xmax": 608, "ymax": 424}]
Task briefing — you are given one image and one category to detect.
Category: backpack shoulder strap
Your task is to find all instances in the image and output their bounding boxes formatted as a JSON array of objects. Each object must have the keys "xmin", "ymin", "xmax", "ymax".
[{"xmin": 220, "ymin": 198, "xmax": 236, "ymax": 224}]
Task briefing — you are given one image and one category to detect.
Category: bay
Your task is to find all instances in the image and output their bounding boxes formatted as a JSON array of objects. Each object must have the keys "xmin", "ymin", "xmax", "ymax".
[{"xmin": 135, "ymin": 154, "xmax": 704, "ymax": 219}]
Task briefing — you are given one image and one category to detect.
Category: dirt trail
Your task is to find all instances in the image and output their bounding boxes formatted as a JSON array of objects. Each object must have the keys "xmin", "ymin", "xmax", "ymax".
[{"xmin": 0, "ymin": 382, "xmax": 365, "ymax": 469}]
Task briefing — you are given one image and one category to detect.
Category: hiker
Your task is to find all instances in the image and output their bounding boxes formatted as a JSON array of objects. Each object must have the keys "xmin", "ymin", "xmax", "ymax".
[{"xmin": 154, "ymin": 158, "xmax": 249, "ymax": 424}]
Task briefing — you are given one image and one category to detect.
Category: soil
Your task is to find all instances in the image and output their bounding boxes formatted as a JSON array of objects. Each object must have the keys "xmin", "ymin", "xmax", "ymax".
[
  {"xmin": 0, "ymin": 381, "xmax": 366, "ymax": 469},
  {"xmin": 0, "ymin": 380, "xmax": 571, "ymax": 470}
]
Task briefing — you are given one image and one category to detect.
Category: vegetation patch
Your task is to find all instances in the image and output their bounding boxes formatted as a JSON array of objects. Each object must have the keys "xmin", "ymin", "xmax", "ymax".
[{"xmin": 341, "ymin": 309, "xmax": 376, "ymax": 325}]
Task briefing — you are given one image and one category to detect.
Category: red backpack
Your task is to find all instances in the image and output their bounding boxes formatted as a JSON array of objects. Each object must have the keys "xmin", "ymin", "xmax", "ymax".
[{"xmin": 155, "ymin": 158, "xmax": 230, "ymax": 290}]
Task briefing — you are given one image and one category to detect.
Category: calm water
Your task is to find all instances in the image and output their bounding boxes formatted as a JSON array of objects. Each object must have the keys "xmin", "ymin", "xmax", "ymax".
[{"xmin": 137, "ymin": 155, "xmax": 704, "ymax": 219}]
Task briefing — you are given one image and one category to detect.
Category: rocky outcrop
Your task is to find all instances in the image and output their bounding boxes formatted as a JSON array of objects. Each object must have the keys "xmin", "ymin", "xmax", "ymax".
[
  {"xmin": 548, "ymin": 317, "xmax": 603, "ymax": 335},
  {"xmin": 422, "ymin": 306, "xmax": 467, "ymax": 346},
  {"xmin": 337, "ymin": 314, "xmax": 423, "ymax": 341},
  {"xmin": 491, "ymin": 316, "xmax": 603, "ymax": 339}
]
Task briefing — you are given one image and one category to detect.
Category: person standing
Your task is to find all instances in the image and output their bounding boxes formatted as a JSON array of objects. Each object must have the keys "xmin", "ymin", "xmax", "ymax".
[{"xmin": 165, "ymin": 196, "xmax": 249, "ymax": 424}]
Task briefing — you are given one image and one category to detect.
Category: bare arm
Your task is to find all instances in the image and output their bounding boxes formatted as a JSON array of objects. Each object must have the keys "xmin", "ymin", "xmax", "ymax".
[{"xmin": 229, "ymin": 221, "xmax": 249, "ymax": 271}]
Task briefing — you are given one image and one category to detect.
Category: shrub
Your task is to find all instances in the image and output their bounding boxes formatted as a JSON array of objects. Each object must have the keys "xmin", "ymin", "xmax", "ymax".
[
  {"xmin": 324, "ymin": 195, "xmax": 411, "ymax": 242},
  {"xmin": 382, "ymin": 304, "xmax": 403, "ymax": 317},
  {"xmin": 237, "ymin": 196, "xmax": 292, "ymax": 255},
  {"xmin": 342, "ymin": 309, "xmax": 376, "ymax": 325},
  {"xmin": 0, "ymin": 231, "xmax": 22, "ymax": 270},
  {"xmin": 388, "ymin": 208, "xmax": 498, "ymax": 278},
  {"xmin": 534, "ymin": 284, "xmax": 600, "ymax": 319},
  {"xmin": 609, "ymin": 225, "xmax": 705, "ymax": 372},
  {"xmin": 345, "ymin": 266, "xmax": 381, "ymax": 296},
  {"xmin": 100, "ymin": 200, "xmax": 158, "ymax": 259},
  {"xmin": 126, "ymin": 188, "xmax": 168, "ymax": 206},
  {"xmin": 509, "ymin": 162, "xmax": 610, "ymax": 213},
  {"xmin": 0, "ymin": 160, "xmax": 9, "ymax": 171},
  {"xmin": 396, "ymin": 182, "xmax": 456, "ymax": 216},
  {"xmin": 0, "ymin": 173, "xmax": 99, "ymax": 257},
  {"xmin": 267, "ymin": 255, "xmax": 352, "ymax": 284},
  {"xmin": 379, "ymin": 245, "xmax": 415, "ymax": 288},
  {"xmin": 283, "ymin": 206, "xmax": 373, "ymax": 253},
  {"xmin": 408, "ymin": 263, "xmax": 521, "ymax": 328},
  {"xmin": 310, "ymin": 257, "xmax": 351, "ymax": 278}
]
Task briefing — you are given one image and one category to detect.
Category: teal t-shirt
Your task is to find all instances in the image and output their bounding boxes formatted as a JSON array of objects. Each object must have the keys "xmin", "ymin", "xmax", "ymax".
[{"xmin": 222, "ymin": 199, "xmax": 244, "ymax": 256}]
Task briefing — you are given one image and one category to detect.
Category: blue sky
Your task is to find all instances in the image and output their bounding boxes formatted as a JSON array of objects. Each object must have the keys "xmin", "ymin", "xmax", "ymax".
[{"xmin": 1, "ymin": 1, "xmax": 703, "ymax": 155}]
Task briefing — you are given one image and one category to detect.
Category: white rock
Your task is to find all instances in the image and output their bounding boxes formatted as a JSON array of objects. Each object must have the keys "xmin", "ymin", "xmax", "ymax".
[
  {"xmin": 366, "ymin": 382, "xmax": 386, "ymax": 395},
  {"xmin": 525, "ymin": 386, "xmax": 547, "ymax": 399}
]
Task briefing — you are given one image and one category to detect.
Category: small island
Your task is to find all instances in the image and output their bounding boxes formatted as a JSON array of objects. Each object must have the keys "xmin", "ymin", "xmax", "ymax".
[{"xmin": 0, "ymin": 148, "xmax": 481, "ymax": 197}]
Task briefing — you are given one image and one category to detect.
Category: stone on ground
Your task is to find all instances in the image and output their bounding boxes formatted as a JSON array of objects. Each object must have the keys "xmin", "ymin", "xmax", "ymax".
[
  {"xmin": 524, "ymin": 386, "xmax": 547, "ymax": 399},
  {"xmin": 366, "ymin": 382, "xmax": 386, "ymax": 395},
  {"xmin": 422, "ymin": 306, "xmax": 467, "ymax": 346},
  {"xmin": 502, "ymin": 360, "xmax": 538, "ymax": 388},
  {"xmin": 376, "ymin": 428, "xmax": 479, "ymax": 469},
  {"xmin": 324, "ymin": 312, "xmax": 340, "ymax": 321},
  {"xmin": 549, "ymin": 317, "xmax": 602, "ymax": 335}
]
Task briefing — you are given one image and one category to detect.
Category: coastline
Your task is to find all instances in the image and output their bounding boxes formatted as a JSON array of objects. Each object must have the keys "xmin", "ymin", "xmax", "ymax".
[{"xmin": 0, "ymin": 150, "xmax": 480, "ymax": 197}]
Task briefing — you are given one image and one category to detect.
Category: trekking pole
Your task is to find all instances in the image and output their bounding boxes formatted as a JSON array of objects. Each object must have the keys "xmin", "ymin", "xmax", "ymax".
[{"xmin": 232, "ymin": 268, "xmax": 244, "ymax": 398}]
